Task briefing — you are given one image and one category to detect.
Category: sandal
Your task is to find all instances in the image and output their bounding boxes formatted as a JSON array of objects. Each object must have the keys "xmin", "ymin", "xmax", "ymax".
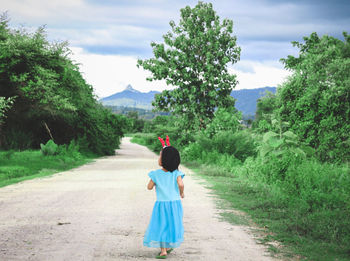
[{"xmin": 156, "ymin": 254, "xmax": 167, "ymax": 259}]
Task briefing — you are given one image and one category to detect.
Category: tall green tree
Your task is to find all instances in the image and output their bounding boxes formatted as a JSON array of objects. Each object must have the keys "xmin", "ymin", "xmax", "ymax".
[
  {"xmin": 137, "ymin": 1, "xmax": 240, "ymax": 129},
  {"xmin": 278, "ymin": 32, "xmax": 350, "ymax": 162}
]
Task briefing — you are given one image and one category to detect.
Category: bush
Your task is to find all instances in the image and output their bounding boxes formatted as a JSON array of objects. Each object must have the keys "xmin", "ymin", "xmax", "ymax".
[
  {"xmin": 203, "ymin": 108, "xmax": 242, "ymax": 137},
  {"xmin": 182, "ymin": 142, "xmax": 202, "ymax": 161},
  {"xmin": 0, "ymin": 18, "xmax": 127, "ymax": 156},
  {"xmin": 40, "ymin": 139, "xmax": 58, "ymax": 156},
  {"xmin": 3, "ymin": 149, "xmax": 15, "ymax": 160},
  {"xmin": 0, "ymin": 166, "xmax": 29, "ymax": 180},
  {"xmin": 57, "ymin": 140, "xmax": 82, "ymax": 160},
  {"xmin": 236, "ymin": 153, "xmax": 350, "ymax": 247},
  {"xmin": 196, "ymin": 130, "xmax": 257, "ymax": 162}
]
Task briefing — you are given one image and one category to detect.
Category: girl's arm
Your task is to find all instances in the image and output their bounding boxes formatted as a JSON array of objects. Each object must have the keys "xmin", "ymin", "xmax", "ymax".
[
  {"xmin": 177, "ymin": 176, "xmax": 184, "ymax": 198},
  {"xmin": 147, "ymin": 179, "xmax": 155, "ymax": 190}
]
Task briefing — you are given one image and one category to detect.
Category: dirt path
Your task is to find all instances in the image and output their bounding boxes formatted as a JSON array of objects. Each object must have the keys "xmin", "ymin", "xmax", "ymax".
[{"xmin": 0, "ymin": 138, "xmax": 275, "ymax": 260}]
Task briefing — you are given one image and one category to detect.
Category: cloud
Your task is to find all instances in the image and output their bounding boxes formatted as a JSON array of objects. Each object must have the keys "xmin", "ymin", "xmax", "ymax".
[
  {"xmin": 233, "ymin": 61, "xmax": 256, "ymax": 74},
  {"xmin": 1, "ymin": 0, "xmax": 348, "ymax": 97},
  {"xmin": 238, "ymin": 40, "xmax": 299, "ymax": 61},
  {"xmin": 230, "ymin": 60, "xmax": 291, "ymax": 90},
  {"xmin": 69, "ymin": 47, "xmax": 173, "ymax": 98},
  {"xmin": 70, "ymin": 47, "xmax": 290, "ymax": 98},
  {"xmin": 3, "ymin": 0, "xmax": 348, "ymax": 62}
]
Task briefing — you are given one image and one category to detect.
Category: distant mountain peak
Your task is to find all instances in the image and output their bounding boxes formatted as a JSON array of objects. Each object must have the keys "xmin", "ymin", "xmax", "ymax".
[
  {"xmin": 124, "ymin": 84, "xmax": 140, "ymax": 93},
  {"xmin": 100, "ymin": 86, "xmax": 276, "ymax": 115}
]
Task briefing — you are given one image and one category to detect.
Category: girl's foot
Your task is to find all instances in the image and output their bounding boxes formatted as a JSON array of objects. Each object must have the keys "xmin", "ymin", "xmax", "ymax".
[
  {"xmin": 156, "ymin": 251, "xmax": 167, "ymax": 259},
  {"xmin": 157, "ymin": 248, "xmax": 167, "ymax": 258}
]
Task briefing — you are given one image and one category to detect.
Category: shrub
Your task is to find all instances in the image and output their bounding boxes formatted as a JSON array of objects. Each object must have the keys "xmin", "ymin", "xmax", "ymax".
[
  {"xmin": 40, "ymin": 139, "xmax": 58, "ymax": 156},
  {"xmin": 57, "ymin": 140, "xmax": 82, "ymax": 160},
  {"xmin": 182, "ymin": 142, "xmax": 202, "ymax": 161},
  {"xmin": 0, "ymin": 166, "xmax": 29, "ymax": 180},
  {"xmin": 3, "ymin": 149, "xmax": 15, "ymax": 160},
  {"xmin": 196, "ymin": 130, "xmax": 257, "ymax": 162},
  {"xmin": 236, "ymin": 153, "xmax": 350, "ymax": 247},
  {"xmin": 203, "ymin": 107, "xmax": 242, "ymax": 137}
]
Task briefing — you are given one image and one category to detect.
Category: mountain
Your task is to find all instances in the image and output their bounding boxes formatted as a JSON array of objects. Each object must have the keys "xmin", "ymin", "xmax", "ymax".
[
  {"xmin": 100, "ymin": 84, "xmax": 159, "ymax": 110},
  {"xmin": 231, "ymin": 87, "xmax": 276, "ymax": 116},
  {"xmin": 100, "ymin": 85, "xmax": 276, "ymax": 116}
]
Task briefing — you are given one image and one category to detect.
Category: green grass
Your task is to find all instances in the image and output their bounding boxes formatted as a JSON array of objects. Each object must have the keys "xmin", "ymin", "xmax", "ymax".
[
  {"xmin": 131, "ymin": 135, "xmax": 350, "ymax": 261},
  {"xmin": 189, "ymin": 163, "xmax": 350, "ymax": 261},
  {"xmin": 0, "ymin": 150, "xmax": 94, "ymax": 188}
]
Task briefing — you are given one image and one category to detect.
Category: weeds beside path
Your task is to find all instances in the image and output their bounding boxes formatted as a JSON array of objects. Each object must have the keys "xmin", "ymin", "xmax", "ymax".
[{"xmin": 0, "ymin": 150, "xmax": 94, "ymax": 188}]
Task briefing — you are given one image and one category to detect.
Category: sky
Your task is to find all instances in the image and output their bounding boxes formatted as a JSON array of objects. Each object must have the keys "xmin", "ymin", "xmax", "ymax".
[{"xmin": 1, "ymin": 0, "xmax": 349, "ymax": 98}]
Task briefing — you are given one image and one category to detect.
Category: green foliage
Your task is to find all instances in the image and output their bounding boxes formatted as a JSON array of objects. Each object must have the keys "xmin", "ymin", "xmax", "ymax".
[
  {"xmin": 0, "ymin": 15, "xmax": 126, "ymax": 155},
  {"xmin": 278, "ymin": 32, "xmax": 350, "ymax": 162},
  {"xmin": 259, "ymin": 130, "xmax": 313, "ymax": 159},
  {"xmin": 253, "ymin": 91, "xmax": 277, "ymax": 131},
  {"xmin": 123, "ymin": 111, "xmax": 145, "ymax": 133},
  {"xmin": 0, "ymin": 149, "xmax": 93, "ymax": 187},
  {"xmin": 40, "ymin": 139, "xmax": 58, "ymax": 156},
  {"xmin": 195, "ymin": 130, "xmax": 257, "ymax": 162},
  {"xmin": 3, "ymin": 149, "xmax": 14, "ymax": 160},
  {"xmin": 57, "ymin": 139, "xmax": 82, "ymax": 161},
  {"xmin": 236, "ymin": 153, "xmax": 350, "ymax": 255},
  {"xmin": 0, "ymin": 96, "xmax": 15, "ymax": 124},
  {"xmin": 138, "ymin": 2, "xmax": 240, "ymax": 129},
  {"xmin": 104, "ymin": 106, "xmax": 170, "ymax": 120},
  {"xmin": 132, "ymin": 27, "xmax": 350, "ymax": 260},
  {"xmin": 1, "ymin": 128, "xmax": 33, "ymax": 150},
  {"xmin": 203, "ymin": 107, "xmax": 241, "ymax": 137}
]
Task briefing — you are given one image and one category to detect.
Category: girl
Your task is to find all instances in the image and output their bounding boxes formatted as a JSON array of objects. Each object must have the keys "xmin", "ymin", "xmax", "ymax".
[{"xmin": 143, "ymin": 136, "xmax": 185, "ymax": 259}]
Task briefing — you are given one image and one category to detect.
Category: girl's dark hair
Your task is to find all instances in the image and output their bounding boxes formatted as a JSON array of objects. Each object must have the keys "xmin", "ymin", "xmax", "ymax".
[{"xmin": 161, "ymin": 146, "xmax": 180, "ymax": 172}]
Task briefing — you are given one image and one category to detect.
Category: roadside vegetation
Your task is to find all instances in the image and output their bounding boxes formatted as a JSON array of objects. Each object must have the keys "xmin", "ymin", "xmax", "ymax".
[
  {"xmin": 0, "ymin": 14, "xmax": 128, "ymax": 185},
  {"xmin": 132, "ymin": 2, "xmax": 350, "ymax": 260},
  {"xmin": 0, "ymin": 141, "xmax": 93, "ymax": 188}
]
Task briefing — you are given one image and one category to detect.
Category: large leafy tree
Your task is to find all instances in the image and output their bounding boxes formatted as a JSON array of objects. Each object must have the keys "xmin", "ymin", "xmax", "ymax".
[
  {"xmin": 278, "ymin": 32, "xmax": 350, "ymax": 162},
  {"xmin": 0, "ymin": 14, "xmax": 126, "ymax": 154},
  {"xmin": 138, "ymin": 1, "xmax": 240, "ymax": 129}
]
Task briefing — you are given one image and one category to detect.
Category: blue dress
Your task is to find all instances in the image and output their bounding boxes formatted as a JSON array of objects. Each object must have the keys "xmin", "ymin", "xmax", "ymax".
[{"xmin": 143, "ymin": 169, "xmax": 185, "ymax": 248}]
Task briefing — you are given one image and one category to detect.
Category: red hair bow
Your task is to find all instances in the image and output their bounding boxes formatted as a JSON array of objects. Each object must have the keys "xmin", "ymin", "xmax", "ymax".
[{"xmin": 158, "ymin": 135, "xmax": 171, "ymax": 148}]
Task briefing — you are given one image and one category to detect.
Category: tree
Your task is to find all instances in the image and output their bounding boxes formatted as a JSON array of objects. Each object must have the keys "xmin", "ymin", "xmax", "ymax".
[
  {"xmin": 253, "ymin": 91, "xmax": 277, "ymax": 131},
  {"xmin": 137, "ymin": 1, "xmax": 240, "ymax": 129},
  {"xmin": 278, "ymin": 32, "xmax": 350, "ymax": 162},
  {"xmin": 0, "ymin": 15, "xmax": 126, "ymax": 154},
  {"xmin": 203, "ymin": 107, "xmax": 241, "ymax": 137}
]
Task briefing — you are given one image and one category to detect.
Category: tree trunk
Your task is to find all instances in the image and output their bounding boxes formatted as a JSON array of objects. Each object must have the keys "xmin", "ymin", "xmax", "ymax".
[{"xmin": 43, "ymin": 121, "xmax": 54, "ymax": 142}]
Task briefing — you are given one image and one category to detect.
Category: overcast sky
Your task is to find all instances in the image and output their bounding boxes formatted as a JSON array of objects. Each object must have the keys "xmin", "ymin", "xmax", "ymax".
[{"xmin": 1, "ymin": 0, "xmax": 349, "ymax": 98}]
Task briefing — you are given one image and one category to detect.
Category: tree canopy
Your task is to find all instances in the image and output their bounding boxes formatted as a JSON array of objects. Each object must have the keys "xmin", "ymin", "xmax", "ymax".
[
  {"xmin": 278, "ymin": 32, "xmax": 350, "ymax": 162},
  {"xmin": 137, "ymin": 1, "xmax": 240, "ymax": 129},
  {"xmin": 0, "ymin": 14, "xmax": 126, "ymax": 155}
]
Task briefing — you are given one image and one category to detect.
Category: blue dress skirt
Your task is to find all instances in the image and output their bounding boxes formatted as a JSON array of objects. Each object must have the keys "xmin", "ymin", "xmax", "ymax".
[{"xmin": 143, "ymin": 199, "xmax": 184, "ymax": 248}]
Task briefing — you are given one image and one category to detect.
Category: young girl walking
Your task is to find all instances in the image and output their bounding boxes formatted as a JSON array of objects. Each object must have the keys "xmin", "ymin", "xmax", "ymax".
[{"xmin": 143, "ymin": 136, "xmax": 185, "ymax": 259}]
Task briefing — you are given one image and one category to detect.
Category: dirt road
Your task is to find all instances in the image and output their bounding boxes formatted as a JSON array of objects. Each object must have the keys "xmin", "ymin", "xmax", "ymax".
[{"xmin": 0, "ymin": 138, "xmax": 274, "ymax": 260}]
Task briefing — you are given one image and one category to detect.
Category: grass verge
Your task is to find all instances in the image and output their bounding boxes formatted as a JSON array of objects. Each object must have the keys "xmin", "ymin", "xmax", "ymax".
[
  {"xmin": 0, "ymin": 150, "xmax": 95, "ymax": 188},
  {"xmin": 186, "ymin": 163, "xmax": 350, "ymax": 261}
]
